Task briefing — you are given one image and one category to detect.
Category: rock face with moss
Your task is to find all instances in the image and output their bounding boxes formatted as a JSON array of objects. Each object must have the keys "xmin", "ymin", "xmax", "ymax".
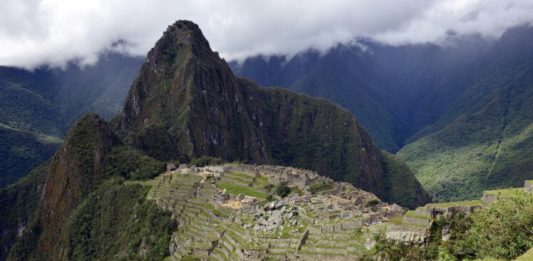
[
  {"xmin": 1, "ymin": 114, "xmax": 173, "ymax": 261},
  {"xmin": 37, "ymin": 114, "xmax": 119, "ymax": 259},
  {"xmin": 118, "ymin": 20, "xmax": 429, "ymax": 207}
]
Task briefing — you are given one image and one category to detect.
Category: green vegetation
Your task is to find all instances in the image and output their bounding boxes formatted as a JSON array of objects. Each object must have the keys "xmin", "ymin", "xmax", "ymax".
[
  {"xmin": 0, "ymin": 125, "xmax": 61, "ymax": 187},
  {"xmin": 0, "ymin": 55, "xmax": 143, "ymax": 186},
  {"xmin": 425, "ymin": 200, "xmax": 482, "ymax": 208},
  {"xmin": 515, "ymin": 248, "xmax": 533, "ymax": 261},
  {"xmin": 105, "ymin": 146, "xmax": 165, "ymax": 180},
  {"xmin": 483, "ymin": 188, "xmax": 523, "ymax": 197},
  {"xmin": 217, "ymin": 181, "xmax": 268, "ymax": 199},
  {"xmin": 274, "ymin": 182, "xmax": 291, "ymax": 198},
  {"xmin": 466, "ymin": 191, "xmax": 533, "ymax": 259},
  {"xmin": 189, "ymin": 156, "xmax": 223, "ymax": 167},
  {"xmin": 373, "ymin": 191, "xmax": 533, "ymax": 260},
  {"xmin": 365, "ymin": 199, "xmax": 380, "ymax": 207},
  {"xmin": 404, "ymin": 210, "xmax": 430, "ymax": 219},
  {"xmin": 369, "ymin": 231, "xmax": 440, "ymax": 260},
  {"xmin": 0, "ymin": 165, "xmax": 46, "ymax": 260},
  {"xmin": 381, "ymin": 152, "xmax": 431, "ymax": 208},
  {"xmin": 64, "ymin": 179, "xmax": 174, "ymax": 261},
  {"xmin": 400, "ymin": 76, "xmax": 533, "ymax": 202}
]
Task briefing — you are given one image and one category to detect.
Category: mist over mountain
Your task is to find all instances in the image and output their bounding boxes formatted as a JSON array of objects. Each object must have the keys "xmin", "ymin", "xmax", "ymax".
[{"xmin": 232, "ymin": 25, "xmax": 533, "ymax": 201}]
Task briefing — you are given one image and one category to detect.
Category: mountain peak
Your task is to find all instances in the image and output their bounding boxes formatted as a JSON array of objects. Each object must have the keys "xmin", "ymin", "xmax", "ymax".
[
  {"xmin": 119, "ymin": 20, "xmax": 429, "ymax": 207},
  {"xmin": 146, "ymin": 20, "xmax": 214, "ymax": 64}
]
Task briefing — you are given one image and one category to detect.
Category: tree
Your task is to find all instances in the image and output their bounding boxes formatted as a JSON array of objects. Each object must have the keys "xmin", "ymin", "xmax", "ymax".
[
  {"xmin": 467, "ymin": 191, "xmax": 533, "ymax": 259},
  {"xmin": 275, "ymin": 182, "xmax": 291, "ymax": 198}
]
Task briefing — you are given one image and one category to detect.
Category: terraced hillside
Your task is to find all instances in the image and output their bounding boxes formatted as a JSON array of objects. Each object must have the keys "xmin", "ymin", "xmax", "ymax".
[
  {"xmin": 136, "ymin": 164, "xmax": 408, "ymax": 260},
  {"xmin": 135, "ymin": 165, "xmax": 532, "ymax": 260}
]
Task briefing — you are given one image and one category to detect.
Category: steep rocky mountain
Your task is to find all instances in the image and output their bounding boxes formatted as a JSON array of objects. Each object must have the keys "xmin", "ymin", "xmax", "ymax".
[
  {"xmin": 232, "ymin": 26, "xmax": 533, "ymax": 201},
  {"xmin": 0, "ymin": 20, "xmax": 429, "ymax": 260},
  {"xmin": 1, "ymin": 114, "xmax": 171, "ymax": 260},
  {"xmin": 117, "ymin": 20, "xmax": 429, "ymax": 206},
  {"xmin": 0, "ymin": 53, "xmax": 143, "ymax": 187}
]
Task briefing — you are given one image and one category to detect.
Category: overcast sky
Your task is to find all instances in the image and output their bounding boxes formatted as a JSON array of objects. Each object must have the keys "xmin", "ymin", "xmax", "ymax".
[{"xmin": 2, "ymin": 0, "xmax": 533, "ymax": 69}]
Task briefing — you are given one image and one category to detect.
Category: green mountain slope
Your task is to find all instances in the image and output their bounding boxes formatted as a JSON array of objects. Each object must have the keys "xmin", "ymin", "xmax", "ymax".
[
  {"xmin": 0, "ymin": 115, "xmax": 173, "ymax": 260},
  {"xmin": 398, "ymin": 27, "xmax": 533, "ymax": 201},
  {"xmin": 231, "ymin": 39, "xmax": 492, "ymax": 152},
  {"xmin": 0, "ymin": 124, "xmax": 61, "ymax": 187},
  {"xmin": 0, "ymin": 54, "xmax": 143, "ymax": 188},
  {"xmin": 233, "ymin": 27, "xmax": 533, "ymax": 202}
]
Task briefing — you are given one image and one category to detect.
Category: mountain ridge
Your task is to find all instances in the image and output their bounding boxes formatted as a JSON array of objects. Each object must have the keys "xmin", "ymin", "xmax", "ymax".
[
  {"xmin": 232, "ymin": 26, "xmax": 533, "ymax": 201},
  {"xmin": 117, "ymin": 20, "xmax": 430, "ymax": 206}
]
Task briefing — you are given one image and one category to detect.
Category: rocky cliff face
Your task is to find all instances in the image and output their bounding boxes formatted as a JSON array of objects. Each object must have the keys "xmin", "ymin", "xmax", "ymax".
[
  {"xmin": 118, "ymin": 21, "xmax": 429, "ymax": 207},
  {"xmin": 37, "ymin": 114, "xmax": 119, "ymax": 259}
]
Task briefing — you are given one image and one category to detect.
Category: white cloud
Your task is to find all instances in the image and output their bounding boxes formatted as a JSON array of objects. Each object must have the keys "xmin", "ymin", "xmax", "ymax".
[{"xmin": 0, "ymin": 0, "xmax": 532, "ymax": 69}]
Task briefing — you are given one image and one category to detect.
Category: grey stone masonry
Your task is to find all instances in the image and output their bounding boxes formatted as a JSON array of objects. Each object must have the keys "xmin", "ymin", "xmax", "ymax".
[
  {"xmin": 228, "ymin": 164, "xmax": 325, "ymax": 191},
  {"xmin": 525, "ymin": 180, "xmax": 533, "ymax": 193}
]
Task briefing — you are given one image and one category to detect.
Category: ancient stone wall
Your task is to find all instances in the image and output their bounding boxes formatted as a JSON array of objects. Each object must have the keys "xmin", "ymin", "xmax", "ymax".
[{"xmin": 227, "ymin": 164, "xmax": 328, "ymax": 190}]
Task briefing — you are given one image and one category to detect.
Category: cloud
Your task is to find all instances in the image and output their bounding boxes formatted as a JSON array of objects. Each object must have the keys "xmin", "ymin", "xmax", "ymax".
[{"xmin": 1, "ymin": 0, "xmax": 532, "ymax": 69}]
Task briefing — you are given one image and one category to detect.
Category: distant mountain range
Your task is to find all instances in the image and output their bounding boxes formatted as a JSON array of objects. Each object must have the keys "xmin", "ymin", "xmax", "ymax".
[
  {"xmin": 0, "ymin": 54, "xmax": 143, "ymax": 187},
  {"xmin": 231, "ymin": 26, "xmax": 533, "ymax": 201}
]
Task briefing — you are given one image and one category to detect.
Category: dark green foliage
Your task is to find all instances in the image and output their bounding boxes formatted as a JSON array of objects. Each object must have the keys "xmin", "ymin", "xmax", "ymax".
[
  {"xmin": 370, "ymin": 232, "xmax": 438, "ymax": 261},
  {"xmin": 370, "ymin": 214, "xmax": 476, "ymax": 260},
  {"xmin": 0, "ymin": 126, "xmax": 61, "ymax": 187},
  {"xmin": 105, "ymin": 146, "xmax": 165, "ymax": 180},
  {"xmin": 274, "ymin": 182, "xmax": 291, "ymax": 198},
  {"xmin": 264, "ymin": 183, "xmax": 274, "ymax": 192},
  {"xmin": 0, "ymin": 166, "xmax": 46, "ymax": 260},
  {"xmin": 3, "ymin": 114, "xmax": 172, "ymax": 260},
  {"xmin": 365, "ymin": 199, "xmax": 380, "ymax": 207},
  {"xmin": 189, "ymin": 156, "xmax": 224, "ymax": 167},
  {"xmin": 234, "ymin": 28, "xmax": 533, "ymax": 202},
  {"xmin": 373, "ymin": 192, "xmax": 533, "ymax": 260},
  {"xmin": 398, "ymin": 27, "xmax": 533, "ymax": 201},
  {"xmin": 130, "ymin": 124, "xmax": 185, "ymax": 161},
  {"xmin": 381, "ymin": 152, "xmax": 431, "ymax": 208},
  {"xmin": 61, "ymin": 114, "xmax": 118, "ymax": 195},
  {"xmin": 64, "ymin": 179, "xmax": 174, "ymax": 261},
  {"xmin": 466, "ymin": 191, "xmax": 533, "ymax": 259}
]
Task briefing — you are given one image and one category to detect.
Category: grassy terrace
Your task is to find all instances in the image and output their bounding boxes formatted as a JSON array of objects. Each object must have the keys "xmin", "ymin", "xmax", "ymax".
[
  {"xmin": 404, "ymin": 210, "xmax": 431, "ymax": 219},
  {"xmin": 483, "ymin": 188, "xmax": 523, "ymax": 197},
  {"xmin": 216, "ymin": 170, "xmax": 269, "ymax": 199},
  {"xmin": 217, "ymin": 181, "xmax": 268, "ymax": 199},
  {"xmin": 387, "ymin": 215, "xmax": 404, "ymax": 225},
  {"xmin": 425, "ymin": 200, "xmax": 482, "ymax": 208}
]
